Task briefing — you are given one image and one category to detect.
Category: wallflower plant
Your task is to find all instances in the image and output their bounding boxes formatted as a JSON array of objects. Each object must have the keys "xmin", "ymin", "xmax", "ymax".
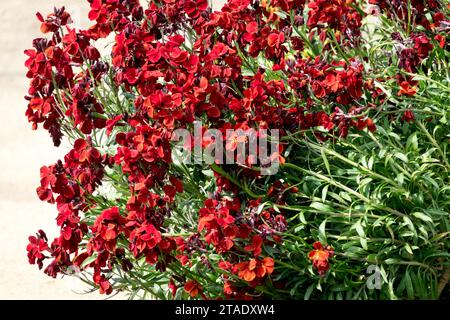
[{"xmin": 25, "ymin": 0, "xmax": 449, "ymax": 300}]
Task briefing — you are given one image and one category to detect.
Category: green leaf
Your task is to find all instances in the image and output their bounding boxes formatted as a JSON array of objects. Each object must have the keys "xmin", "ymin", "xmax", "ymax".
[
  {"xmin": 367, "ymin": 254, "xmax": 378, "ymax": 264},
  {"xmin": 304, "ymin": 284, "xmax": 314, "ymax": 300},
  {"xmin": 81, "ymin": 255, "xmax": 98, "ymax": 268},
  {"xmin": 404, "ymin": 271, "xmax": 414, "ymax": 299},
  {"xmin": 299, "ymin": 211, "xmax": 307, "ymax": 224},
  {"xmin": 384, "ymin": 258, "xmax": 400, "ymax": 265},
  {"xmin": 321, "ymin": 148, "xmax": 331, "ymax": 176},
  {"xmin": 318, "ymin": 220, "xmax": 327, "ymax": 244},
  {"xmin": 404, "ymin": 243, "xmax": 414, "ymax": 255},
  {"xmin": 412, "ymin": 212, "xmax": 433, "ymax": 223},
  {"xmin": 339, "ymin": 191, "xmax": 352, "ymax": 203},
  {"xmin": 368, "ymin": 156, "xmax": 374, "ymax": 170},
  {"xmin": 208, "ymin": 254, "xmax": 222, "ymax": 261},
  {"xmin": 310, "ymin": 202, "xmax": 333, "ymax": 212},
  {"xmin": 354, "ymin": 220, "xmax": 368, "ymax": 250},
  {"xmin": 321, "ymin": 185, "xmax": 329, "ymax": 202},
  {"xmin": 396, "ymin": 173, "xmax": 405, "ymax": 185},
  {"xmin": 394, "ymin": 152, "xmax": 408, "ymax": 163},
  {"xmin": 406, "ymin": 133, "xmax": 418, "ymax": 151}
]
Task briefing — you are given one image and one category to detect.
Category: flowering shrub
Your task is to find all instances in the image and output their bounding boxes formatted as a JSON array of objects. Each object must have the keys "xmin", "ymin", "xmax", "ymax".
[{"xmin": 25, "ymin": 0, "xmax": 449, "ymax": 299}]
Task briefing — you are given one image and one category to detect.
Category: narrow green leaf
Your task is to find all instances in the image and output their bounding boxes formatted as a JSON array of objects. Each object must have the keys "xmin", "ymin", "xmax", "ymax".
[
  {"xmin": 404, "ymin": 271, "xmax": 414, "ymax": 299},
  {"xmin": 321, "ymin": 148, "xmax": 331, "ymax": 176},
  {"xmin": 322, "ymin": 185, "xmax": 329, "ymax": 202},
  {"xmin": 304, "ymin": 284, "xmax": 314, "ymax": 300},
  {"xmin": 394, "ymin": 153, "xmax": 408, "ymax": 163},
  {"xmin": 412, "ymin": 212, "xmax": 433, "ymax": 223},
  {"xmin": 318, "ymin": 220, "xmax": 327, "ymax": 244}
]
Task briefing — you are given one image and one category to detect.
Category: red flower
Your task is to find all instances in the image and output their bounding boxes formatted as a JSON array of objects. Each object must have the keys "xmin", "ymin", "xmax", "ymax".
[
  {"xmin": 84, "ymin": 46, "xmax": 100, "ymax": 60},
  {"xmin": 237, "ymin": 259, "xmax": 258, "ymax": 282},
  {"xmin": 94, "ymin": 274, "xmax": 113, "ymax": 295},
  {"xmin": 366, "ymin": 118, "xmax": 377, "ymax": 132},
  {"xmin": 234, "ymin": 257, "xmax": 275, "ymax": 283},
  {"xmin": 196, "ymin": 198, "xmax": 242, "ymax": 253},
  {"xmin": 124, "ymin": 68, "xmax": 141, "ymax": 85},
  {"xmin": 267, "ymin": 31, "xmax": 285, "ymax": 48},
  {"xmin": 225, "ymin": 132, "xmax": 248, "ymax": 152},
  {"xmin": 91, "ymin": 207, "xmax": 126, "ymax": 252},
  {"xmin": 184, "ymin": 280, "xmax": 202, "ymax": 298},
  {"xmin": 324, "ymin": 73, "xmax": 342, "ymax": 92},
  {"xmin": 26, "ymin": 230, "xmax": 49, "ymax": 269},
  {"xmin": 307, "ymin": 0, "xmax": 362, "ymax": 41},
  {"xmin": 308, "ymin": 242, "xmax": 334, "ymax": 275},
  {"xmin": 434, "ymin": 34, "xmax": 446, "ymax": 48},
  {"xmin": 397, "ymin": 81, "xmax": 417, "ymax": 96},
  {"xmin": 36, "ymin": 7, "xmax": 72, "ymax": 34},
  {"xmin": 129, "ymin": 223, "xmax": 162, "ymax": 254},
  {"xmin": 106, "ymin": 115, "xmax": 124, "ymax": 135},
  {"xmin": 244, "ymin": 235, "xmax": 264, "ymax": 257},
  {"xmin": 412, "ymin": 34, "xmax": 433, "ymax": 59},
  {"xmin": 169, "ymin": 279, "xmax": 178, "ymax": 298},
  {"xmin": 184, "ymin": 0, "xmax": 208, "ymax": 19},
  {"xmin": 402, "ymin": 110, "xmax": 415, "ymax": 123}
]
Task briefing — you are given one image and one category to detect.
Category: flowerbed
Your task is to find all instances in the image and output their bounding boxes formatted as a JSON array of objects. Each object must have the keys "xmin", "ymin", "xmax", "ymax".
[{"xmin": 25, "ymin": 0, "xmax": 449, "ymax": 299}]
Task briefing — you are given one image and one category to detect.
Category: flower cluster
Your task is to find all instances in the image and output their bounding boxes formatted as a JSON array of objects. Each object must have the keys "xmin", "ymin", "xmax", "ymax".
[
  {"xmin": 369, "ymin": 0, "xmax": 446, "ymax": 31},
  {"xmin": 308, "ymin": 0, "xmax": 362, "ymax": 43}
]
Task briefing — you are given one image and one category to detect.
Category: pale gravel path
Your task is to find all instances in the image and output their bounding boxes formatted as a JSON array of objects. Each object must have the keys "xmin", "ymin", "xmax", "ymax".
[{"xmin": 0, "ymin": 0, "xmax": 224, "ymax": 299}]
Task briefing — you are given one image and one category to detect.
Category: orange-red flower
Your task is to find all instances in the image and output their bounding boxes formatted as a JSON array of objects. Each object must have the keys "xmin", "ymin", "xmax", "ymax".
[
  {"xmin": 397, "ymin": 81, "xmax": 418, "ymax": 96},
  {"xmin": 234, "ymin": 257, "xmax": 275, "ymax": 282},
  {"xmin": 184, "ymin": 280, "xmax": 203, "ymax": 298},
  {"xmin": 308, "ymin": 242, "xmax": 334, "ymax": 275}
]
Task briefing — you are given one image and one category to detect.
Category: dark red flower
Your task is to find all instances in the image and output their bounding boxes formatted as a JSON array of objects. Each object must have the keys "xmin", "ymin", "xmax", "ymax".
[
  {"xmin": 403, "ymin": 110, "xmax": 415, "ymax": 123},
  {"xmin": 184, "ymin": 0, "xmax": 208, "ymax": 19},
  {"xmin": 26, "ymin": 230, "xmax": 49, "ymax": 269}
]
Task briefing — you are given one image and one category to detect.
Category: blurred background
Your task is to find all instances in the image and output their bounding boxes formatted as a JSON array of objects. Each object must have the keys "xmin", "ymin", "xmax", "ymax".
[{"xmin": 0, "ymin": 0, "xmax": 225, "ymax": 299}]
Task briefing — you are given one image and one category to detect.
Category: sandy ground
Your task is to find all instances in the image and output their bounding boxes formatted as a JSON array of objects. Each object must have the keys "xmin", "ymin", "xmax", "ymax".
[
  {"xmin": 0, "ymin": 0, "xmax": 114, "ymax": 300},
  {"xmin": 0, "ymin": 0, "xmax": 224, "ymax": 299}
]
